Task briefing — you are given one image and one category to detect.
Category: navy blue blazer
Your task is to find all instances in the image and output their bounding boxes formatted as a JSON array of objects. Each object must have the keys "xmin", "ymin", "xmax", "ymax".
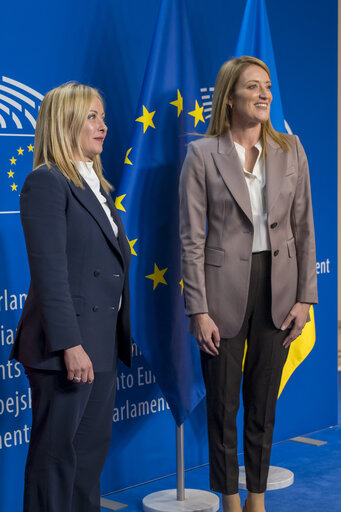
[{"xmin": 10, "ymin": 164, "xmax": 132, "ymax": 371}]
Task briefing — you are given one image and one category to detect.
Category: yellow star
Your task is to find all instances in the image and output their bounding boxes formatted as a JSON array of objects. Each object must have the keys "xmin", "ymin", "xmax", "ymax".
[
  {"xmin": 115, "ymin": 194, "xmax": 126, "ymax": 212},
  {"xmin": 146, "ymin": 263, "xmax": 168, "ymax": 290},
  {"xmin": 188, "ymin": 100, "xmax": 205, "ymax": 127},
  {"xmin": 170, "ymin": 89, "xmax": 183, "ymax": 117},
  {"xmin": 10, "ymin": 157, "xmax": 17, "ymax": 165},
  {"xmin": 7, "ymin": 170, "xmax": 14, "ymax": 178},
  {"xmin": 128, "ymin": 238, "xmax": 138, "ymax": 256},
  {"xmin": 11, "ymin": 183, "xmax": 18, "ymax": 191},
  {"xmin": 179, "ymin": 279, "xmax": 184, "ymax": 295},
  {"xmin": 17, "ymin": 147, "xmax": 24, "ymax": 155},
  {"xmin": 136, "ymin": 105, "xmax": 156, "ymax": 133},
  {"xmin": 27, "ymin": 144, "xmax": 34, "ymax": 152},
  {"xmin": 124, "ymin": 148, "xmax": 133, "ymax": 165}
]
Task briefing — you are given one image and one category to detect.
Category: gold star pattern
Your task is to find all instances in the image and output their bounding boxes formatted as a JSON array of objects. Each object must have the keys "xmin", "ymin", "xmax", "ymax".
[
  {"xmin": 179, "ymin": 279, "xmax": 184, "ymax": 295},
  {"xmin": 115, "ymin": 194, "xmax": 126, "ymax": 212},
  {"xmin": 188, "ymin": 100, "xmax": 205, "ymax": 127},
  {"xmin": 146, "ymin": 263, "xmax": 168, "ymax": 290},
  {"xmin": 11, "ymin": 183, "xmax": 18, "ymax": 191},
  {"xmin": 124, "ymin": 148, "xmax": 133, "ymax": 165},
  {"xmin": 136, "ymin": 105, "xmax": 156, "ymax": 133},
  {"xmin": 27, "ymin": 144, "xmax": 34, "ymax": 152},
  {"xmin": 170, "ymin": 89, "xmax": 183, "ymax": 117},
  {"xmin": 7, "ymin": 170, "xmax": 14, "ymax": 178},
  {"xmin": 10, "ymin": 157, "xmax": 17, "ymax": 165},
  {"xmin": 128, "ymin": 238, "xmax": 138, "ymax": 256},
  {"xmin": 17, "ymin": 147, "xmax": 24, "ymax": 155}
]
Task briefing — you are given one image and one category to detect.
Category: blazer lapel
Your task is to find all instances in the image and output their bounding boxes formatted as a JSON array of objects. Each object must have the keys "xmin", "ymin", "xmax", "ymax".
[
  {"xmin": 212, "ymin": 131, "xmax": 253, "ymax": 224},
  {"xmin": 265, "ymin": 137, "xmax": 288, "ymax": 214},
  {"xmin": 68, "ymin": 180, "xmax": 123, "ymax": 262}
]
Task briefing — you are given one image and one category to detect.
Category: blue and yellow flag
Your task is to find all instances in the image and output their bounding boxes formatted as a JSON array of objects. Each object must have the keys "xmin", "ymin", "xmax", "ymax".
[
  {"xmin": 236, "ymin": 0, "xmax": 316, "ymax": 396},
  {"xmin": 117, "ymin": 0, "xmax": 206, "ymax": 426}
]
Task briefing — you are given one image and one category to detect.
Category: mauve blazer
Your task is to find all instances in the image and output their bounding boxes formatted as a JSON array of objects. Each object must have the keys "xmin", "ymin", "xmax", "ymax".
[
  {"xmin": 10, "ymin": 164, "xmax": 132, "ymax": 371},
  {"xmin": 179, "ymin": 131, "xmax": 318, "ymax": 339}
]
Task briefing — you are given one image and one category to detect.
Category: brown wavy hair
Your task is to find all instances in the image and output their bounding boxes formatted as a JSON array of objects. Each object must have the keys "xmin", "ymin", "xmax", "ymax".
[{"xmin": 206, "ymin": 56, "xmax": 289, "ymax": 154}]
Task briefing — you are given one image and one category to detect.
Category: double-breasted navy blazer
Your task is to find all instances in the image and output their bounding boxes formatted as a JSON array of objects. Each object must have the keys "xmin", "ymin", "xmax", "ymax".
[{"xmin": 10, "ymin": 164, "xmax": 132, "ymax": 371}]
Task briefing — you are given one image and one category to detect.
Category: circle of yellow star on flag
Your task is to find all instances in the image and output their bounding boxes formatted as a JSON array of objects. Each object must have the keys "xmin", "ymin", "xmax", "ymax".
[
  {"xmin": 124, "ymin": 148, "xmax": 133, "ymax": 165},
  {"xmin": 146, "ymin": 263, "xmax": 168, "ymax": 290},
  {"xmin": 115, "ymin": 194, "xmax": 126, "ymax": 212},
  {"xmin": 170, "ymin": 89, "xmax": 183, "ymax": 117},
  {"xmin": 188, "ymin": 100, "xmax": 205, "ymax": 127},
  {"xmin": 136, "ymin": 105, "xmax": 156, "ymax": 133},
  {"xmin": 128, "ymin": 238, "xmax": 138, "ymax": 256}
]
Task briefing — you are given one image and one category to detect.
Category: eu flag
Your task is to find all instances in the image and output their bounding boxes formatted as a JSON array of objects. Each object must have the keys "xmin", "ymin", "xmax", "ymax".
[
  {"xmin": 235, "ymin": 0, "xmax": 286, "ymax": 133},
  {"xmin": 236, "ymin": 0, "xmax": 316, "ymax": 396},
  {"xmin": 117, "ymin": 0, "xmax": 206, "ymax": 426}
]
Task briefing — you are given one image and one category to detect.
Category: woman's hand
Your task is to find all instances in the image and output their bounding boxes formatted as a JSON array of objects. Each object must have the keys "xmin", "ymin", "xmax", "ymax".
[
  {"xmin": 190, "ymin": 313, "xmax": 221, "ymax": 356},
  {"xmin": 64, "ymin": 345, "xmax": 94, "ymax": 383},
  {"xmin": 281, "ymin": 302, "xmax": 311, "ymax": 349}
]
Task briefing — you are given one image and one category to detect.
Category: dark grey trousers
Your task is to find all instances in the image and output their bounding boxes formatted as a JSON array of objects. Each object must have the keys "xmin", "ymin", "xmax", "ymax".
[{"xmin": 201, "ymin": 251, "xmax": 289, "ymax": 495}]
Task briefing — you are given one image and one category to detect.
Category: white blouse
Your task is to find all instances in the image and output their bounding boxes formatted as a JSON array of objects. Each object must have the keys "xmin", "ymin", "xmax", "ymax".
[
  {"xmin": 233, "ymin": 141, "xmax": 271, "ymax": 253},
  {"xmin": 76, "ymin": 161, "xmax": 118, "ymax": 238}
]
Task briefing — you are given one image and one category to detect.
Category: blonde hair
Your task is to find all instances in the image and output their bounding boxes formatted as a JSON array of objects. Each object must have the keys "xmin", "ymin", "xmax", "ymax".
[
  {"xmin": 33, "ymin": 82, "xmax": 112, "ymax": 193},
  {"xmin": 206, "ymin": 56, "xmax": 289, "ymax": 154}
]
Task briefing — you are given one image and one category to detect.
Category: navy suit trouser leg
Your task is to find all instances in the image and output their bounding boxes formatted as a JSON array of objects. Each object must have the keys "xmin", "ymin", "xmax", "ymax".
[{"xmin": 24, "ymin": 369, "xmax": 116, "ymax": 512}]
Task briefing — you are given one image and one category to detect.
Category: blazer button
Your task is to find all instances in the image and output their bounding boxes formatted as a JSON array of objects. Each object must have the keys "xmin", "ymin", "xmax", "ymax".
[
  {"xmin": 94, "ymin": 270, "xmax": 101, "ymax": 277},
  {"xmin": 270, "ymin": 222, "xmax": 278, "ymax": 229},
  {"xmin": 92, "ymin": 305, "xmax": 99, "ymax": 312},
  {"xmin": 110, "ymin": 306, "xmax": 115, "ymax": 311},
  {"xmin": 274, "ymin": 250, "xmax": 279, "ymax": 257},
  {"xmin": 113, "ymin": 274, "xmax": 120, "ymax": 278}
]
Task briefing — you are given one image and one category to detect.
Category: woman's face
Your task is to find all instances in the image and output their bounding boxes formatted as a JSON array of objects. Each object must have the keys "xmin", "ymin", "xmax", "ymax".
[
  {"xmin": 229, "ymin": 64, "xmax": 272, "ymax": 127},
  {"xmin": 77, "ymin": 97, "xmax": 107, "ymax": 161}
]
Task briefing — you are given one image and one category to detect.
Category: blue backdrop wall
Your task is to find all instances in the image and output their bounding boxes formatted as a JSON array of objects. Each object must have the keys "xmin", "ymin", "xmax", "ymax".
[{"xmin": 0, "ymin": 0, "xmax": 337, "ymax": 510}]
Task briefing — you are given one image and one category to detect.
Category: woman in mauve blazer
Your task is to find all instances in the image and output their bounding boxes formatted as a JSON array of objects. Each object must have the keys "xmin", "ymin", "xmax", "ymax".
[
  {"xmin": 179, "ymin": 57, "xmax": 317, "ymax": 512},
  {"xmin": 10, "ymin": 83, "xmax": 132, "ymax": 512}
]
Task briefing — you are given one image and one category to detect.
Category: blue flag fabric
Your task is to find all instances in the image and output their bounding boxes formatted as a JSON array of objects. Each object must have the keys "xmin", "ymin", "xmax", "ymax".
[
  {"xmin": 235, "ymin": 0, "xmax": 286, "ymax": 132},
  {"xmin": 117, "ymin": 0, "xmax": 206, "ymax": 426},
  {"xmin": 235, "ymin": 0, "xmax": 316, "ymax": 394}
]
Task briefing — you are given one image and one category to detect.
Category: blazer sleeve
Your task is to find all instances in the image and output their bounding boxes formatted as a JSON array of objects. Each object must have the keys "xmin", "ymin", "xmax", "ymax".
[
  {"xmin": 20, "ymin": 168, "xmax": 84, "ymax": 352},
  {"xmin": 291, "ymin": 136, "xmax": 318, "ymax": 304},
  {"xmin": 179, "ymin": 142, "xmax": 209, "ymax": 316}
]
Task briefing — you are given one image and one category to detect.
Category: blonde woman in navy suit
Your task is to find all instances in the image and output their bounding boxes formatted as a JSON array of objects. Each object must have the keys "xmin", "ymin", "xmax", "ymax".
[
  {"xmin": 179, "ymin": 57, "xmax": 317, "ymax": 512},
  {"xmin": 10, "ymin": 83, "xmax": 132, "ymax": 512}
]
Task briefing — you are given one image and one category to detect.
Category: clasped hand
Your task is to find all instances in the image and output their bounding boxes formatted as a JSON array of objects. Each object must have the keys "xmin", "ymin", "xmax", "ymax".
[
  {"xmin": 280, "ymin": 302, "xmax": 310, "ymax": 348},
  {"xmin": 64, "ymin": 345, "xmax": 94, "ymax": 383},
  {"xmin": 190, "ymin": 313, "xmax": 221, "ymax": 356}
]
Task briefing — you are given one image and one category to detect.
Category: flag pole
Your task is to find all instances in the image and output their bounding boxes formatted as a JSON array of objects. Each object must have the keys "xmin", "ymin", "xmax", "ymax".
[
  {"xmin": 142, "ymin": 418, "xmax": 219, "ymax": 511},
  {"xmin": 176, "ymin": 424, "xmax": 185, "ymax": 501}
]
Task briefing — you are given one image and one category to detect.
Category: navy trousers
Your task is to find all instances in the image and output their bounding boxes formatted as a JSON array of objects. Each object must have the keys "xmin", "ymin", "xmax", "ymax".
[
  {"xmin": 201, "ymin": 251, "xmax": 289, "ymax": 494},
  {"xmin": 24, "ymin": 368, "xmax": 116, "ymax": 512}
]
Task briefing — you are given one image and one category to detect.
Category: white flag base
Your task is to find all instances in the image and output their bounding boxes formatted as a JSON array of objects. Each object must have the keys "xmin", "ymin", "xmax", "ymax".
[
  {"xmin": 238, "ymin": 466, "xmax": 294, "ymax": 490},
  {"xmin": 142, "ymin": 489, "xmax": 220, "ymax": 512}
]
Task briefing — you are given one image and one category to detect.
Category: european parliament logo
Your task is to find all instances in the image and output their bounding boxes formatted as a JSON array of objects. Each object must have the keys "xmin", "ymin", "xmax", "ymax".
[{"xmin": 0, "ymin": 76, "xmax": 43, "ymax": 212}]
